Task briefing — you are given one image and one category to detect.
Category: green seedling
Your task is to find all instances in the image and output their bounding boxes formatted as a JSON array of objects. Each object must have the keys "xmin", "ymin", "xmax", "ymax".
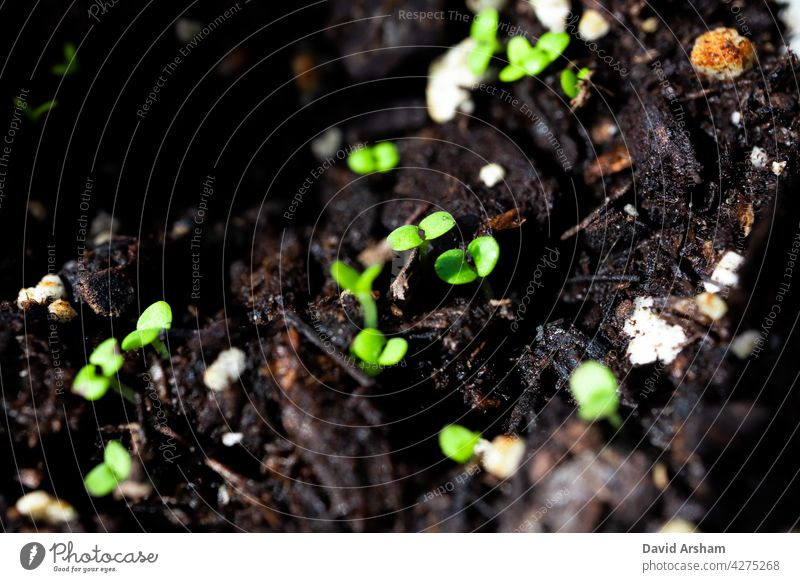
[
  {"xmin": 439, "ymin": 424, "xmax": 481, "ymax": 463},
  {"xmin": 15, "ymin": 98, "xmax": 57, "ymax": 122},
  {"xmin": 568, "ymin": 360, "xmax": 622, "ymax": 428},
  {"xmin": 72, "ymin": 364, "xmax": 111, "ymax": 401},
  {"xmin": 89, "ymin": 338, "xmax": 124, "ymax": 376},
  {"xmin": 468, "ymin": 9, "xmax": 503, "ymax": 75},
  {"xmin": 121, "ymin": 301, "xmax": 172, "ymax": 356},
  {"xmin": 561, "ymin": 67, "xmax": 591, "ymax": 99},
  {"xmin": 347, "ymin": 142, "xmax": 400, "ymax": 175},
  {"xmin": 330, "ymin": 261, "xmax": 382, "ymax": 329},
  {"xmin": 73, "ymin": 338, "xmax": 137, "ymax": 402},
  {"xmin": 84, "ymin": 440, "xmax": 133, "ymax": 497},
  {"xmin": 51, "ymin": 42, "xmax": 78, "ymax": 76},
  {"xmin": 351, "ymin": 327, "xmax": 408, "ymax": 374},
  {"xmin": 499, "ymin": 32, "xmax": 570, "ymax": 82},
  {"xmin": 387, "ymin": 211, "xmax": 456, "ymax": 253},
  {"xmin": 434, "ymin": 236, "xmax": 500, "ymax": 285}
]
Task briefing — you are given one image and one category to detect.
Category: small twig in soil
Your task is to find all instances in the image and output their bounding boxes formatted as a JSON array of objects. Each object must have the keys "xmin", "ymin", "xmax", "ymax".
[
  {"xmin": 566, "ymin": 274, "xmax": 640, "ymax": 284},
  {"xmin": 560, "ymin": 182, "xmax": 631, "ymax": 240},
  {"xmin": 283, "ymin": 311, "xmax": 375, "ymax": 388}
]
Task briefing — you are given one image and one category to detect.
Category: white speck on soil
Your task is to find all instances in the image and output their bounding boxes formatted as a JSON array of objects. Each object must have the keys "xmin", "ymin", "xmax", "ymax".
[
  {"xmin": 730, "ymin": 330, "xmax": 762, "ymax": 359},
  {"xmin": 623, "ymin": 297, "xmax": 688, "ymax": 365},
  {"xmin": 204, "ymin": 348, "xmax": 247, "ymax": 391},
  {"xmin": 479, "ymin": 163, "xmax": 506, "ymax": 187},
  {"xmin": 17, "ymin": 274, "xmax": 65, "ymax": 310},
  {"xmin": 704, "ymin": 251, "xmax": 744, "ymax": 292},
  {"xmin": 222, "ymin": 432, "xmax": 244, "ymax": 446},
  {"xmin": 750, "ymin": 146, "xmax": 768, "ymax": 168},
  {"xmin": 578, "ymin": 9, "xmax": 610, "ymax": 41},
  {"xmin": 696, "ymin": 292, "xmax": 728, "ymax": 321},
  {"xmin": 426, "ymin": 38, "xmax": 485, "ymax": 124},
  {"xmin": 529, "ymin": 0, "xmax": 571, "ymax": 32}
]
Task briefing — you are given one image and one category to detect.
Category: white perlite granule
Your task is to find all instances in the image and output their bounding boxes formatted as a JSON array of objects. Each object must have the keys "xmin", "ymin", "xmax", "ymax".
[
  {"xmin": 16, "ymin": 490, "xmax": 77, "ymax": 524},
  {"xmin": 466, "ymin": 0, "xmax": 506, "ymax": 12},
  {"xmin": 623, "ymin": 297, "xmax": 688, "ymax": 365},
  {"xmin": 479, "ymin": 163, "xmax": 506, "ymax": 187},
  {"xmin": 529, "ymin": 0, "xmax": 571, "ymax": 32},
  {"xmin": 221, "ymin": 432, "xmax": 244, "ymax": 446},
  {"xmin": 704, "ymin": 250, "xmax": 744, "ymax": 292},
  {"xmin": 730, "ymin": 330, "xmax": 762, "ymax": 359},
  {"xmin": 204, "ymin": 348, "xmax": 247, "ymax": 391},
  {"xmin": 780, "ymin": 0, "xmax": 800, "ymax": 51},
  {"xmin": 578, "ymin": 9, "xmax": 610, "ymax": 41},
  {"xmin": 17, "ymin": 274, "xmax": 66, "ymax": 310},
  {"xmin": 47, "ymin": 299, "xmax": 77, "ymax": 323},
  {"xmin": 426, "ymin": 38, "xmax": 484, "ymax": 124},
  {"xmin": 750, "ymin": 146, "xmax": 768, "ymax": 168},
  {"xmin": 476, "ymin": 435, "xmax": 526, "ymax": 479}
]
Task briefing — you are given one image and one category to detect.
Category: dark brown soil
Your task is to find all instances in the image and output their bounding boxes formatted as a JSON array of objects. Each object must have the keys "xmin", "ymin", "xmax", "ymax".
[{"xmin": 2, "ymin": 0, "xmax": 800, "ymax": 532}]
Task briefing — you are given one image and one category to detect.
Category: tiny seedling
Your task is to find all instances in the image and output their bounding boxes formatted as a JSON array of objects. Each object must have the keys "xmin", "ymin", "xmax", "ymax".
[
  {"xmin": 439, "ymin": 424, "xmax": 481, "ymax": 463},
  {"xmin": 330, "ymin": 261, "xmax": 382, "ymax": 329},
  {"xmin": 72, "ymin": 364, "xmax": 111, "ymax": 401},
  {"xmin": 84, "ymin": 440, "xmax": 132, "ymax": 497},
  {"xmin": 568, "ymin": 360, "xmax": 622, "ymax": 427},
  {"xmin": 89, "ymin": 338, "xmax": 124, "ymax": 376},
  {"xmin": 51, "ymin": 42, "xmax": 78, "ymax": 76},
  {"xmin": 73, "ymin": 338, "xmax": 137, "ymax": 402},
  {"xmin": 434, "ymin": 236, "xmax": 500, "ymax": 285},
  {"xmin": 15, "ymin": 98, "xmax": 57, "ymax": 122},
  {"xmin": 499, "ymin": 32, "xmax": 570, "ymax": 82},
  {"xmin": 351, "ymin": 327, "xmax": 408, "ymax": 373},
  {"xmin": 561, "ymin": 67, "xmax": 591, "ymax": 99},
  {"xmin": 347, "ymin": 142, "xmax": 400, "ymax": 175},
  {"xmin": 121, "ymin": 300, "xmax": 172, "ymax": 356},
  {"xmin": 468, "ymin": 9, "xmax": 503, "ymax": 75},
  {"xmin": 387, "ymin": 211, "xmax": 456, "ymax": 253}
]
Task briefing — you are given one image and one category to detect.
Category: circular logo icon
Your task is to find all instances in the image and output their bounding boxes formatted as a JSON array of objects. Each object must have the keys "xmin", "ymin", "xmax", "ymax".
[{"xmin": 20, "ymin": 542, "xmax": 46, "ymax": 570}]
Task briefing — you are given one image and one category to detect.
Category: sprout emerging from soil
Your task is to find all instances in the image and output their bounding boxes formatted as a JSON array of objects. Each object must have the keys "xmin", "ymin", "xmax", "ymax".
[
  {"xmin": 330, "ymin": 261, "xmax": 382, "ymax": 329},
  {"xmin": 84, "ymin": 441, "xmax": 132, "ymax": 497},
  {"xmin": 351, "ymin": 328, "xmax": 408, "ymax": 374},
  {"xmin": 73, "ymin": 338, "xmax": 137, "ymax": 402},
  {"xmin": 51, "ymin": 42, "xmax": 78, "ymax": 76},
  {"xmin": 499, "ymin": 32, "xmax": 570, "ymax": 82},
  {"xmin": 387, "ymin": 211, "xmax": 456, "ymax": 252},
  {"xmin": 346, "ymin": 142, "xmax": 400, "ymax": 174},
  {"xmin": 16, "ymin": 98, "xmax": 57, "ymax": 122},
  {"xmin": 330, "ymin": 262, "xmax": 408, "ymax": 374},
  {"xmin": 121, "ymin": 300, "xmax": 172, "ymax": 355},
  {"xmin": 72, "ymin": 364, "xmax": 112, "ymax": 401},
  {"xmin": 439, "ymin": 424, "xmax": 481, "ymax": 463},
  {"xmin": 468, "ymin": 9, "xmax": 502, "ymax": 75},
  {"xmin": 561, "ymin": 67, "xmax": 590, "ymax": 99},
  {"xmin": 434, "ymin": 236, "xmax": 500, "ymax": 285},
  {"xmin": 568, "ymin": 360, "xmax": 622, "ymax": 427}
]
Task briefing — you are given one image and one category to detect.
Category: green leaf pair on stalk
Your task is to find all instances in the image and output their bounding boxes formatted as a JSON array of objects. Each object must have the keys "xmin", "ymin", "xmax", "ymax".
[
  {"xmin": 499, "ymin": 32, "xmax": 570, "ymax": 82},
  {"xmin": 330, "ymin": 262, "xmax": 408, "ymax": 374},
  {"xmin": 387, "ymin": 211, "xmax": 500, "ymax": 285},
  {"xmin": 72, "ymin": 301, "xmax": 172, "ymax": 401},
  {"xmin": 468, "ymin": 9, "xmax": 503, "ymax": 75},
  {"xmin": 84, "ymin": 441, "xmax": 132, "ymax": 497}
]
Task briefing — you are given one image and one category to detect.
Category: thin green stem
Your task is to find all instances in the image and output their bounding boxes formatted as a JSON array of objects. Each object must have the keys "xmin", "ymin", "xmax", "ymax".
[
  {"xmin": 109, "ymin": 379, "xmax": 138, "ymax": 404},
  {"xmin": 357, "ymin": 292, "xmax": 378, "ymax": 329},
  {"xmin": 608, "ymin": 412, "xmax": 623, "ymax": 430},
  {"xmin": 151, "ymin": 339, "xmax": 169, "ymax": 360}
]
